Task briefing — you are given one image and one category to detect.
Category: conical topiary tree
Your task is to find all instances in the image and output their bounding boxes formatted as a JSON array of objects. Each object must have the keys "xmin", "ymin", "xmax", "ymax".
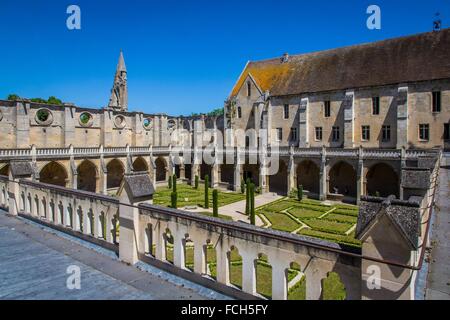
[
  {"xmin": 171, "ymin": 191, "xmax": 177, "ymax": 209},
  {"xmin": 195, "ymin": 175, "xmax": 199, "ymax": 189},
  {"xmin": 168, "ymin": 174, "xmax": 172, "ymax": 189},
  {"xmin": 204, "ymin": 175, "xmax": 209, "ymax": 209},
  {"xmin": 212, "ymin": 189, "xmax": 218, "ymax": 217},
  {"xmin": 297, "ymin": 184, "xmax": 303, "ymax": 201},
  {"xmin": 173, "ymin": 174, "xmax": 177, "ymax": 193},
  {"xmin": 240, "ymin": 179, "xmax": 245, "ymax": 194},
  {"xmin": 250, "ymin": 183, "xmax": 255, "ymax": 225},
  {"xmin": 245, "ymin": 178, "xmax": 250, "ymax": 215}
]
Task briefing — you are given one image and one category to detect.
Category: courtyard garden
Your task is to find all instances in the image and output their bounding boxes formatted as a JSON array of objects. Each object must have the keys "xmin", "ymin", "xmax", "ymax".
[{"xmin": 257, "ymin": 197, "xmax": 361, "ymax": 247}]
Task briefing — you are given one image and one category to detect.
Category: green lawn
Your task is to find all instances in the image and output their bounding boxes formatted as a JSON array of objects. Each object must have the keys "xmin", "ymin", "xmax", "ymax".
[
  {"xmin": 256, "ymin": 197, "xmax": 360, "ymax": 247},
  {"xmin": 153, "ymin": 183, "xmax": 245, "ymax": 209},
  {"xmin": 260, "ymin": 210, "xmax": 300, "ymax": 232}
]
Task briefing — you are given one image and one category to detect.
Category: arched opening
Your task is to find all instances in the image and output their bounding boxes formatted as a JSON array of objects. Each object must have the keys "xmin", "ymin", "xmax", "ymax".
[
  {"xmin": 243, "ymin": 164, "xmax": 259, "ymax": 187},
  {"xmin": 184, "ymin": 164, "xmax": 192, "ymax": 181},
  {"xmin": 296, "ymin": 160, "xmax": 320, "ymax": 196},
  {"xmin": 321, "ymin": 272, "xmax": 346, "ymax": 300},
  {"xmin": 132, "ymin": 157, "xmax": 148, "ymax": 172},
  {"xmin": 255, "ymin": 253, "xmax": 272, "ymax": 299},
  {"xmin": 58, "ymin": 201, "xmax": 63, "ymax": 225},
  {"xmin": 184, "ymin": 234, "xmax": 194, "ymax": 272},
  {"xmin": 77, "ymin": 160, "xmax": 97, "ymax": 192},
  {"xmin": 76, "ymin": 206, "xmax": 83, "ymax": 231},
  {"xmin": 269, "ymin": 160, "xmax": 288, "ymax": 195},
  {"xmin": 106, "ymin": 159, "xmax": 124, "ymax": 189},
  {"xmin": 39, "ymin": 162, "xmax": 68, "ymax": 187},
  {"xmin": 366, "ymin": 163, "xmax": 399, "ymax": 198},
  {"xmin": 0, "ymin": 164, "xmax": 10, "ymax": 176},
  {"xmin": 287, "ymin": 261, "xmax": 306, "ymax": 300},
  {"xmin": 99, "ymin": 211, "xmax": 106, "ymax": 239},
  {"xmin": 220, "ymin": 164, "xmax": 234, "ymax": 186},
  {"xmin": 174, "ymin": 165, "xmax": 181, "ymax": 178},
  {"xmin": 200, "ymin": 163, "xmax": 212, "ymax": 182},
  {"xmin": 66, "ymin": 204, "xmax": 73, "ymax": 227},
  {"xmin": 329, "ymin": 162, "xmax": 357, "ymax": 198},
  {"xmin": 155, "ymin": 157, "xmax": 167, "ymax": 182},
  {"xmin": 227, "ymin": 246, "xmax": 242, "ymax": 289},
  {"xmin": 163, "ymin": 228, "xmax": 174, "ymax": 264}
]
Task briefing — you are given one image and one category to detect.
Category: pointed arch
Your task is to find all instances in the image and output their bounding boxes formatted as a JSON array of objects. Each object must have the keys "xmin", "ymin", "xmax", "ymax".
[
  {"xmin": 106, "ymin": 159, "xmax": 125, "ymax": 189},
  {"xmin": 77, "ymin": 160, "xmax": 98, "ymax": 192}
]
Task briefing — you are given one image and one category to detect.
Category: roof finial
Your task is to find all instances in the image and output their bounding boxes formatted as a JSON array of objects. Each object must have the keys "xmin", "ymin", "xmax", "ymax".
[{"xmin": 433, "ymin": 12, "xmax": 442, "ymax": 32}]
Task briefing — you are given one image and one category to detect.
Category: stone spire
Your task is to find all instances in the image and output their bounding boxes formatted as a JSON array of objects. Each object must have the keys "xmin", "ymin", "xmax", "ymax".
[{"xmin": 108, "ymin": 50, "xmax": 128, "ymax": 111}]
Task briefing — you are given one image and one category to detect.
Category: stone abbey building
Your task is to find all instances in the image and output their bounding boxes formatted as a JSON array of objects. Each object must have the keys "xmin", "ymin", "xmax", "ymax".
[
  {"xmin": 0, "ymin": 28, "xmax": 449, "ymax": 202},
  {"xmin": 0, "ymin": 28, "xmax": 447, "ymax": 301}
]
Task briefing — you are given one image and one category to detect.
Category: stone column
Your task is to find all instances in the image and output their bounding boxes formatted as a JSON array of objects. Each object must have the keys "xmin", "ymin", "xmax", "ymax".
[
  {"xmin": 215, "ymin": 241, "xmax": 230, "ymax": 285},
  {"xmin": 193, "ymin": 243, "xmax": 206, "ymax": 275},
  {"xmin": 241, "ymin": 252, "xmax": 256, "ymax": 296},
  {"xmin": 356, "ymin": 154, "xmax": 364, "ymax": 205},
  {"xmin": 287, "ymin": 151, "xmax": 295, "ymax": 194},
  {"xmin": 305, "ymin": 264, "xmax": 326, "ymax": 300},
  {"xmin": 319, "ymin": 147, "xmax": 327, "ymax": 200},
  {"xmin": 8, "ymin": 171, "xmax": 20, "ymax": 216},
  {"xmin": 299, "ymin": 98, "xmax": 309, "ymax": 147},
  {"xmin": 173, "ymin": 233, "xmax": 186, "ymax": 269},
  {"xmin": 272, "ymin": 261, "xmax": 288, "ymax": 300},
  {"xmin": 396, "ymin": 86, "xmax": 408, "ymax": 150}
]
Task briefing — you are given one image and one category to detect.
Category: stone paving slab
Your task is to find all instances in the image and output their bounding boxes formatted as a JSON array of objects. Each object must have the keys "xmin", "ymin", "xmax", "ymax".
[{"xmin": 0, "ymin": 212, "xmax": 226, "ymax": 300}]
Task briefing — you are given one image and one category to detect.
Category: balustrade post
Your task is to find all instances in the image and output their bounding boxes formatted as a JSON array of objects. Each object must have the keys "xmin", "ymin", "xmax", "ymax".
[
  {"xmin": 241, "ymin": 252, "xmax": 257, "ymax": 295},
  {"xmin": 271, "ymin": 260, "xmax": 288, "ymax": 300},
  {"xmin": 118, "ymin": 173, "xmax": 154, "ymax": 265},
  {"xmin": 215, "ymin": 241, "xmax": 230, "ymax": 285},
  {"xmin": 173, "ymin": 231, "xmax": 186, "ymax": 269}
]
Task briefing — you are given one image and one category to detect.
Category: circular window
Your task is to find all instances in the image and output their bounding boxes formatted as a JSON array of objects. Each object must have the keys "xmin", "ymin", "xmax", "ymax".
[
  {"xmin": 167, "ymin": 119, "xmax": 176, "ymax": 130},
  {"xmin": 79, "ymin": 112, "xmax": 93, "ymax": 127},
  {"xmin": 35, "ymin": 108, "xmax": 53, "ymax": 126},
  {"xmin": 114, "ymin": 115, "xmax": 126, "ymax": 129},
  {"xmin": 143, "ymin": 118, "xmax": 152, "ymax": 130}
]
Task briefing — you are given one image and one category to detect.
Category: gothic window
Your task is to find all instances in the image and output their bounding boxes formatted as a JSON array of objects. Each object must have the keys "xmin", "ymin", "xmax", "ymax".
[
  {"xmin": 432, "ymin": 91, "xmax": 441, "ymax": 112},
  {"xmin": 247, "ymin": 82, "xmax": 251, "ymax": 97},
  {"xmin": 332, "ymin": 126, "xmax": 340, "ymax": 141},
  {"xmin": 382, "ymin": 125, "xmax": 391, "ymax": 142},
  {"xmin": 283, "ymin": 104, "xmax": 289, "ymax": 119},
  {"xmin": 419, "ymin": 124, "xmax": 429, "ymax": 141},
  {"xmin": 315, "ymin": 127, "xmax": 322, "ymax": 141},
  {"xmin": 324, "ymin": 101, "xmax": 331, "ymax": 117},
  {"xmin": 362, "ymin": 125, "xmax": 370, "ymax": 141},
  {"xmin": 372, "ymin": 97, "xmax": 380, "ymax": 115}
]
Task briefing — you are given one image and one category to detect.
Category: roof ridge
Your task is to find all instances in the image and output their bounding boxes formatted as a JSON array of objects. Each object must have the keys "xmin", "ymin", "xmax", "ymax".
[{"xmin": 248, "ymin": 27, "xmax": 450, "ymax": 64}]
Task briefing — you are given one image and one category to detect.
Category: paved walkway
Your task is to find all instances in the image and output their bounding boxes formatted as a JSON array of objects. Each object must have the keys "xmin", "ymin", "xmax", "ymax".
[
  {"xmin": 425, "ymin": 154, "xmax": 450, "ymax": 300},
  {"xmin": 218, "ymin": 193, "xmax": 283, "ymax": 226},
  {"xmin": 0, "ymin": 211, "xmax": 226, "ymax": 300}
]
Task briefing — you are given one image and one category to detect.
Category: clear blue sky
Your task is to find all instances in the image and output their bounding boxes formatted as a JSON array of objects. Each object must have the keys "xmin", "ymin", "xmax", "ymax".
[{"xmin": 0, "ymin": 0, "xmax": 448, "ymax": 115}]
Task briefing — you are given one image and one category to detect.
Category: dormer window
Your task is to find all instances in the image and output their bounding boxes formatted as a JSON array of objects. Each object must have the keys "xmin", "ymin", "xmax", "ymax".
[{"xmin": 247, "ymin": 82, "xmax": 251, "ymax": 97}]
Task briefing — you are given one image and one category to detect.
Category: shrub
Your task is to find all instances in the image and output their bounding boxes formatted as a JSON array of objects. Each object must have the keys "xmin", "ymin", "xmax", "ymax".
[
  {"xmin": 240, "ymin": 179, "xmax": 245, "ymax": 194},
  {"xmin": 204, "ymin": 175, "xmax": 209, "ymax": 209},
  {"xmin": 171, "ymin": 191, "xmax": 177, "ymax": 209},
  {"xmin": 297, "ymin": 184, "xmax": 303, "ymax": 201},
  {"xmin": 212, "ymin": 189, "xmax": 218, "ymax": 217},
  {"xmin": 168, "ymin": 174, "xmax": 172, "ymax": 189},
  {"xmin": 172, "ymin": 174, "xmax": 177, "ymax": 192},
  {"xmin": 194, "ymin": 175, "xmax": 199, "ymax": 189},
  {"xmin": 250, "ymin": 183, "xmax": 255, "ymax": 225}
]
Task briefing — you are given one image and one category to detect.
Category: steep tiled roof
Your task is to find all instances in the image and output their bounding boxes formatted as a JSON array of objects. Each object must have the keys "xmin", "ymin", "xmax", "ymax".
[{"xmin": 231, "ymin": 28, "xmax": 450, "ymax": 97}]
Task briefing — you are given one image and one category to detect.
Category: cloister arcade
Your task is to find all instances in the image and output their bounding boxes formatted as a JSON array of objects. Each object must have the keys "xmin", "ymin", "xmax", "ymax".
[{"xmin": 0, "ymin": 151, "xmax": 403, "ymax": 202}]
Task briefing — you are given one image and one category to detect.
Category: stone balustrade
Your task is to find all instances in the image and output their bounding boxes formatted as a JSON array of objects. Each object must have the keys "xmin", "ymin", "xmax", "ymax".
[
  {"xmin": 0, "ymin": 145, "xmax": 438, "ymax": 161},
  {"xmin": 0, "ymin": 175, "xmax": 119, "ymax": 248}
]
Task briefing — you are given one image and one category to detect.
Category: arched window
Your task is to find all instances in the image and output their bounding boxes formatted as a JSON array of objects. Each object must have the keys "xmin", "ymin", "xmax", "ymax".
[
  {"xmin": 237, "ymin": 107, "xmax": 242, "ymax": 119},
  {"xmin": 247, "ymin": 82, "xmax": 251, "ymax": 97}
]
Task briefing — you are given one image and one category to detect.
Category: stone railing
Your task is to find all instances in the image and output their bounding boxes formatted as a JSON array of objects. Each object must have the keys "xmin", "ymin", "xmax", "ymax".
[
  {"xmin": 1, "ymin": 176, "xmax": 119, "ymax": 249},
  {"xmin": 127, "ymin": 203, "xmax": 362, "ymax": 300},
  {"xmin": 0, "ymin": 145, "xmax": 437, "ymax": 162}
]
